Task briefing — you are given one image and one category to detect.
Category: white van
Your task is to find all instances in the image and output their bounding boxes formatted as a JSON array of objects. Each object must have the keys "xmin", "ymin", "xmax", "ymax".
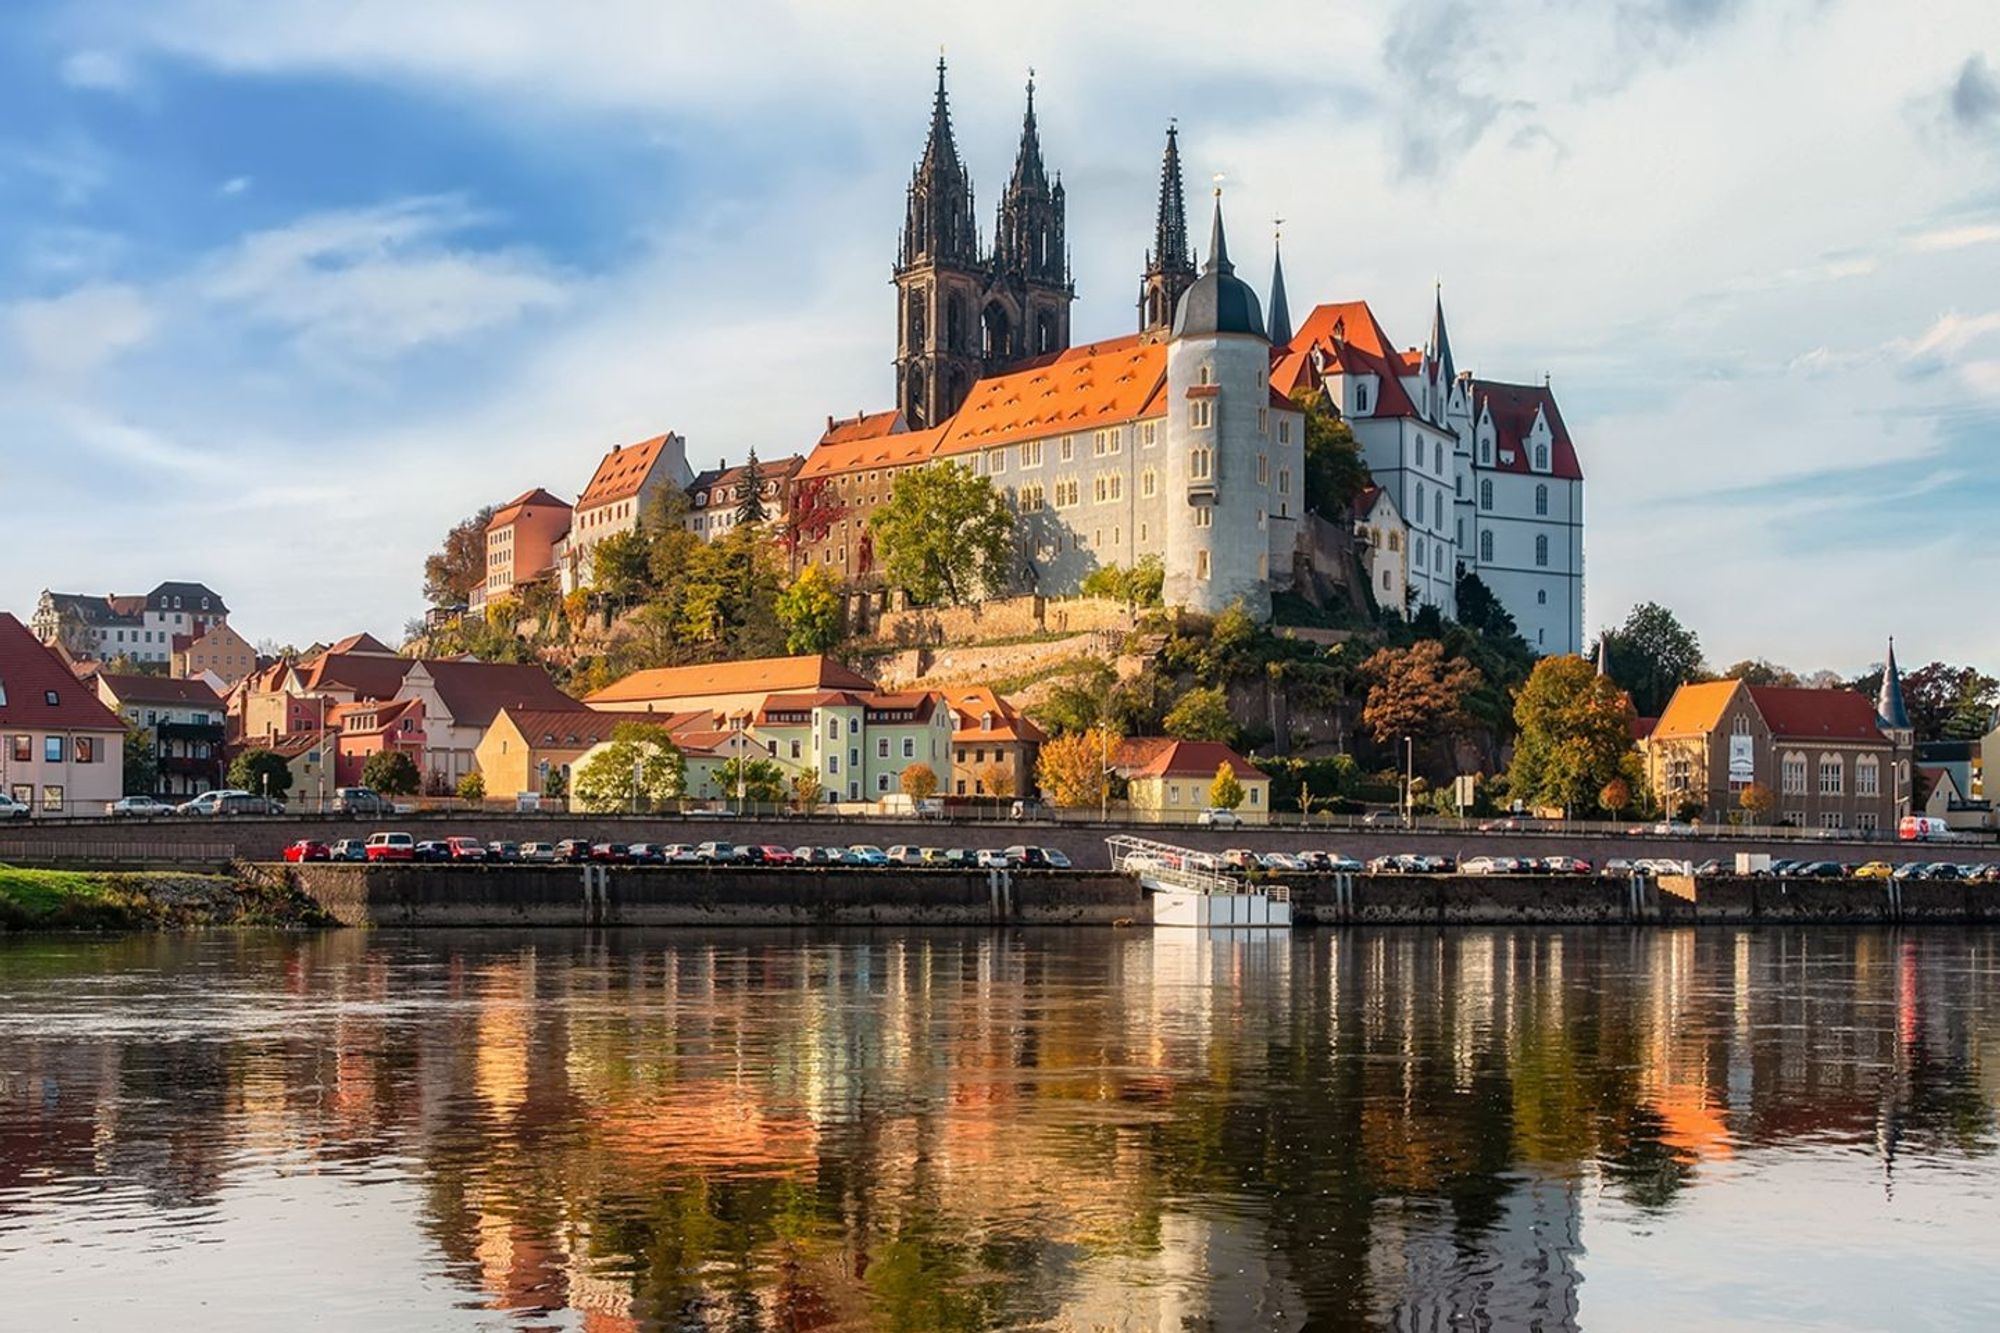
[{"xmin": 1899, "ymin": 816, "xmax": 1953, "ymax": 842}]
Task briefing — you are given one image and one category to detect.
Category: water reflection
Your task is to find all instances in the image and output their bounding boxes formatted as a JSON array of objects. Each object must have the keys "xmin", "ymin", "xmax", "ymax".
[{"xmin": 1, "ymin": 928, "xmax": 1997, "ymax": 1331}]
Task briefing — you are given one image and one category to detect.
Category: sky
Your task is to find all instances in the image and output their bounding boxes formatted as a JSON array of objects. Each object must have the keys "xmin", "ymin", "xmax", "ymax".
[{"xmin": 2, "ymin": 0, "xmax": 1998, "ymax": 676}]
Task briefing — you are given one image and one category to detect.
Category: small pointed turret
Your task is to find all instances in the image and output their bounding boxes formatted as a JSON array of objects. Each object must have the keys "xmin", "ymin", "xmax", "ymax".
[
  {"xmin": 1428, "ymin": 282, "xmax": 1456, "ymax": 386},
  {"xmin": 1138, "ymin": 123, "xmax": 1197, "ymax": 340},
  {"xmin": 1268, "ymin": 222, "xmax": 1293, "ymax": 347},
  {"xmin": 1878, "ymin": 636, "xmax": 1910, "ymax": 732},
  {"xmin": 1171, "ymin": 187, "xmax": 1265, "ymax": 340}
]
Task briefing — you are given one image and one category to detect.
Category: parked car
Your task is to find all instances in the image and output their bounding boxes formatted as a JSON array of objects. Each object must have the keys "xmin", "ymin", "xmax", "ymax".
[
  {"xmin": 1598, "ymin": 858, "xmax": 1635, "ymax": 878},
  {"xmin": 554, "ymin": 839, "xmax": 594, "ymax": 864},
  {"xmin": 1544, "ymin": 855, "xmax": 1594, "ymax": 875},
  {"xmin": 333, "ymin": 786, "xmax": 395, "ymax": 816},
  {"xmin": 625, "ymin": 843, "xmax": 666, "ymax": 865},
  {"xmin": 106, "ymin": 795, "xmax": 176, "ymax": 817},
  {"xmin": 939, "ymin": 848, "xmax": 976, "ymax": 867},
  {"xmin": 1691, "ymin": 858, "xmax": 1727, "ymax": 877},
  {"xmin": 1197, "ymin": 808, "xmax": 1242, "ymax": 828},
  {"xmin": 660, "ymin": 843, "xmax": 700, "ymax": 864},
  {"xmin": 588, "ymin": 843, "xmax": 631, "ymax": 864},
  {"xmin": 694, "ymin": 841, "xmax": 742, "ymax": 864},
  {"xmin": 330, "ymin": 838, "xmax": 369, "ymax": 862},
  {"xmin": 413, "ymin": 841, "xmax": 453, "ymax": 864},
  {"xmin": 282, "ymin": 840, "xmax": 331, "ymax": 863},
  {"xmin": 1324, "ymin": 853, "xmax": 1364, "ymax": 873},
  {"xmin": 1257, "ymin": 851, "xmax": 1303, "ymax": 872},
  {"xmin": 886, "ymin": 845, "xmax": 925, "ymax": 866},
  {"xmin": 756, "ymin": 845, "xmax": 799, "ymax": 865},
  {"xmin": 484, "ymin": 841, "xmax": 522, "ymax": 863},
  {"xmin": 0, "ymin": 793, "xmax": 30, "ymax": 820},
  {"xmin": 1039, "ymin": 847, "xmax": 1073, "ymax": 869},
  {"xmin": 1460, "ymin": 856, "xmax": 1507, "ymax": 875},
  {"xmin": 847, "ymin": 845, "xmax": 890, "ymax": 866},
  {"xmin": 1366, "ymin": 854, "xmax": 1403, "ymax": 873},
  {"xmin": 974, "ymin": 848, "xmax": 1011, "ymax": 868},
  {"xmin": 176, "ymin": 789, "xmax": 259, "ymax": 816},
  {"xmin": 1853, "ymin": 861, "xmax": 1894, "ymax": 880},
  {"xmin": 521, "ymin": 842, "xmax": 558, "ymax": 863},
  {"xmin": 364, "ymin": 832, "xmax": 415, "ymax": 862},
  {"xmin": 445, "ymin": 837, "xmax": 488, "ymax": 862},
  {"xmin": 1002, "ymin": 845, "xmax": 1050, "ymax": 868}
]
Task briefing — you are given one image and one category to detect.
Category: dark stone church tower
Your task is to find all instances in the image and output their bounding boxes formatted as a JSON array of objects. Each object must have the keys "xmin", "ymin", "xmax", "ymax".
[
  {"xmin": 894, "ymin": 63, "xmax": 1072, "ymax": 429},
  {"xmin": 1138, "ymin": 124, "xmax": 1197, "ymax": 342}
]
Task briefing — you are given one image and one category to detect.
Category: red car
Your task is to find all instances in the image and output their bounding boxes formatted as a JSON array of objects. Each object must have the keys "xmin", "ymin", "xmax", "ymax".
[
  {"xmin": 445, "ymin": 836, "xmax": 488, "ymax": 862},
  {"xmin": 756, "ymin": 845, "xmax": 799, "ymax": 865},
  {"xmin": 282, "ymin": 839, "xmax": 330, "ymax": 863}
]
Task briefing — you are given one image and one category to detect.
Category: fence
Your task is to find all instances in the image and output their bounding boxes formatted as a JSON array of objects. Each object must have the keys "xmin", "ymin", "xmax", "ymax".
[{"xmin": 0, "ymin": 839, "xmax": 237, "ymax": 866}]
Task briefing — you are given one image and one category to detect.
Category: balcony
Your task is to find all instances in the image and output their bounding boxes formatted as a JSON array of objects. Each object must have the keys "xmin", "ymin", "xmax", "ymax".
[{"xmin": 157, "ymin": 720, "xmax": 225, "ymax": 744}]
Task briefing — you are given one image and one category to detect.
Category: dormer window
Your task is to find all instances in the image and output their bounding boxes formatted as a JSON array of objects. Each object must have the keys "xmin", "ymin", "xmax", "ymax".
[
  {"xmin": 44, "ymin": 689, "xmax": 59, "ymax": 706},
  {"xmin": 1534, "ymin": 444, "xmax": 1549, "ymax": 471},
  {"xmin": 1355, "ymin": 382, "xmax": 1371, "ymax": 414},
  {"xmin": 981, "ymin": 712, "xmax": 993, "ymax": 731}
]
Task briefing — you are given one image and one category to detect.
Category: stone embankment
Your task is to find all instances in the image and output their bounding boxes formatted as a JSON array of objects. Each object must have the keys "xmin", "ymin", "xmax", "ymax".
[{"xmin": 0, "ymin": 863, "xmax": 331, "ymax": 932}]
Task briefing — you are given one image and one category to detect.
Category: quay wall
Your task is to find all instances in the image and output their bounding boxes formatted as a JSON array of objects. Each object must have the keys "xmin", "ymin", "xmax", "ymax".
[{"xmin": 283, "ymin": 866, "xmax": 2000, "ymax": 929}]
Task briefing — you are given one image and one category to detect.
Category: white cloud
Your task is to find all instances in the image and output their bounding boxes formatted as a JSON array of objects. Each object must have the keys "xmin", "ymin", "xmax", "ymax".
[
  {"xmin": 7, "ymin": 283, "xmax": 156, "ymax": 379},
  {"xmin": 1907, "ymin": 222, "xmax": 2000, "ymax": 252},
  {"xmin": 59, "ymin": 48, "xmax": 135, "ymax": 94},
  {"xmin": 218, "ymin": 175, "xmax": 251, "ymax": 196}
]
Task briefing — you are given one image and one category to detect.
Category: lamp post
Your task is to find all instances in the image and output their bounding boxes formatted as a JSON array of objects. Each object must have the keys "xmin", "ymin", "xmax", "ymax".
[{"xmin": 1403, "ymin": 735, "xmax": 1414, "ymax": 827}]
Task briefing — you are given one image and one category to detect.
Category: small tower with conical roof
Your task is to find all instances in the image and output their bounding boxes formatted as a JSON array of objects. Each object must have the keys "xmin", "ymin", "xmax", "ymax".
[
  {"xmin": 1877, "ymin": 636, "xmax": 1915, "ymax": 819},
  {"xmin": 1139, "ymin": 124, "xmax": 1197, "ymax": 342},
  {"xmin": 1267, "ymin": 220, "xmax": 1293, "ymax": 348},
  {"xmin": 1162, "ymin": 187, "xmax": 1273, "ymax": 618}
]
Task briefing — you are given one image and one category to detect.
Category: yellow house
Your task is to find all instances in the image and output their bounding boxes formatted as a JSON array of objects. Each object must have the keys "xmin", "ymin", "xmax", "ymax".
[
  {"xmin": 477, "ymin": 707, "xmax": 706, "ymax": 800},
  {"xmin": 172, "ymin": 621, "xmax": 258, "ymax": 685},
  {"xmin": 1113, "ymin": 740, "xmax": 1272, "ymax": 824}
]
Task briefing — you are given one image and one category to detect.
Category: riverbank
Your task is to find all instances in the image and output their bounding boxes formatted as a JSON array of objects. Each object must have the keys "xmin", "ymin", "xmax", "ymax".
[{"xmin": 0, "ymin": 865, "xmax": 333, "ymax": 932}]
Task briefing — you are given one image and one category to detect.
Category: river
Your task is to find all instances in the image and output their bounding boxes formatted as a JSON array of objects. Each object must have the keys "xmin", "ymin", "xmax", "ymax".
[{"xmin": 1, "ymin": 928, "xmax": 1996, "ymax": 1330}]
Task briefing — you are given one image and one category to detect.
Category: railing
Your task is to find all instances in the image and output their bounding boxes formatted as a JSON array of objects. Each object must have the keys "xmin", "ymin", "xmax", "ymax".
[
  {"xmin": 0, "ymin": 838, "xmax": 236, "ymax": 865},
  {"xmin": 1105, "ymin": 834, "xmax": 1290, "ymax": 902}
]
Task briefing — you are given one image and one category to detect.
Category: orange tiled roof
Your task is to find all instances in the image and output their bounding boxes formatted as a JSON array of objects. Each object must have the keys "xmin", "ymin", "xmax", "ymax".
[
  {"xmin": 488, "ymin": 487, "xmax": 571, "ymax": 530},
  {"xmin": 934, "ymin": 337, "xmax": 1166, "ymax": 457},
  {"xmin": 1125, "ymin": 739, "xmax": 1269, "ymax": 782},
  {"xmin": 796, "ymin": 423, "xmax": 948, "ymax": 480},
  {"xmin": 944, "ymin": 687, "xmax": 1047, "ymax": 744},
  {"xmin": 586, "ymin": 654, "xmax": 875, "ymax": 706},
  {"xmin": 818, "ymin": 410, "xmax": 905, "ymax": 446},
  {"xmin": 578, "ymin": 434, "xmax": 675, "ymax": 511},
  {"xmin": 1652, "ymin": 680, "xmax": 1887, "ymax": 743}
]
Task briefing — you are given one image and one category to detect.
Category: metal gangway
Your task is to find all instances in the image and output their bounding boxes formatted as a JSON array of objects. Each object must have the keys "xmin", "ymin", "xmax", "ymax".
[{"xmin": 1106, "ymin": 835, "xmax": 1292, "ymax": 927}]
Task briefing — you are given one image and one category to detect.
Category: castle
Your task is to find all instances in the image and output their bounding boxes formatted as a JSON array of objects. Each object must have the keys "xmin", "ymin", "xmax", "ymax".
[{"xmin": 811, "ymin": 64, "xmax": 1585, "ymax": 649}]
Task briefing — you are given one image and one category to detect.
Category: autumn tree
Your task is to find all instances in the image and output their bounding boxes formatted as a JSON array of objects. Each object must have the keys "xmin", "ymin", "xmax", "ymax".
[
  {"xmin": 1505, "ymin": 654, "xmax": 1637, "ymax": 815},
  {"xmin": 1208, "ymin": 762, "xmax": 1246, "ymax": 811},
  {"xmin": 900, "ymin": 763, "xmax": 939, "ymax": 803},
  {"xmin": 1598, "ymin": 777, "xmax": 1632, "ymax": 818},
  {"xmin": 591, "ymin": 530, "xmax": 653, "ymax": 607},
  {"xmin": 123, "ymin": 724, "xmax": 157, "ymax": 795},
  {"xmin": 776, "ymin": 564, "xmax": 844, "ymax": 654},
  {"xmin": 571, "ymin": 723, "xmax": 686, "ymax": 813},
  {"xmin": 456, "ymin": 772, "xmax": 485, "ymax": 802},
  {"xmin": 1739, "ymin": 782, "xmax": 1776, "ymax": 823},
  {"xmin": 978, "ymin": 761, "xmax": 1015, "ymax": 798},
  {"xmin": 422, "ymin": 506, "xmax": 495, "ymax": 607},
  {"xmin": 790, "ymin": 770, "xmax": 823, "ymax": 813},
  {"xmin": 1163, "ymin": 685, "xmax": 1237, "ymax": 743},
  {"xmin": 1037, "ymin": 729, "xmax": 1113, "ymax": 809},
  {"xmin": 869, "ymin": 462, "xmax": 1016, "ymax": 604},
  {"xmin": 1600, "ymin": 602, "xmax": 1706, "ymax": 718},
  {"xmin": 1360, "ymin": 639, "xmax": 1484, "ymax": 756},
  {"xmin": 1849, "ymin": 660, "xmax": 1999, "ymax": 743}
]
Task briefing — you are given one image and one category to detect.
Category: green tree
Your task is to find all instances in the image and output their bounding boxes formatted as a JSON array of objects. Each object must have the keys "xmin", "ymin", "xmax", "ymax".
[
  {"xmin": 362, "ymin": 750, "xmax": 421, "ymax": 796},
  {"xmin": 1601, "ymin": 602, "xmax": 1706, "ymax": 718},
  {"xmin": 868, "ymin": 462, "xmax": 1015, "ymax": 604},
  {"xmin": 901, "ymin": 762, "xmax": 939, "ymax": 802},
  {"xmin": 229, "ymin": 748, "xmax": 293, "ymax": 800},
  {"xmin": 791, "ymin": 770, "xmax": 823, "ymax": 813},
  {"xmin": 1080, "ymin": 555, "xmax": 1166, "ymax": 607},
  {"xmin": 714, "ymin": 756, "xmax": 786, "ymax": 804},
  {"xmin": 734, "ymin": 450, "xmax": 767, "ymax": 526},
  {"xmin": 1454, "ymin": 569, "xmax": 1525, "ymax": 649},
  {"xmin": 776, "ymin": 564, "xmax": 844, "ymax": 654},
  {"xmin": 422, "ymin": 506, "xmax": 495, "ymax": 607},
  {"xmin": 571, "ymin": 723, "xmax": 686, "ymax": 813},
  {"xmin": 1293, "ymin": 388, "xmax": 1370, "ymax": 519},
  {"xmin": 1029, "ymin": 661, "xmax": 1117, "ymax": 735},
  {"xmin": 1163, "ymin": 685, "xmax": 1238, "ymax": 743},
  {"xmin": 1505, "ymin": 654, "xmax": 1636, "ymax": 815},
  {"xmin": 122, "ymin": 724, "xmax": 157, "ymax": 795},
  {"xmin": 591, "ymin": 529, "xmax": 653, "ymax": 606},
  {"xmin": 456, "ymin": 772, "xmax": 486, "ymax": 802},
  {"xmin": 1721, "ymin": 658, "xmax": 1799, "ymax": 687},
  {"xmin": 1209, "ymin": 762, "xmax": 1246, "ymax": 811}
]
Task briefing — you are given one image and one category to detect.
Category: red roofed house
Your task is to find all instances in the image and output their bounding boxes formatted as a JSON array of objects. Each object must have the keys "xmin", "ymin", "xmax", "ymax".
[
  {"xmin": 1111, "ymin": 739, "xmax": 1272, "ymax": 824},
  {"xmin": 943, "ymin": 687, "xmax": 1046, "ymax": 798},
  {"xmin": 1642, "ymin": 678, "xmax": 1910, "ymax": 832},
  {"xmin": 0, "ymin": 612, "xmax": 128, "ymax": 816},
  {"xmin": 395, "ymin": 660, "xmax": 584, "ymax": 788},
  {"xmin": 562, "ymin": 432, "xmax": 694, "ymax": 593},
  {"xmin": 473, "ymin": 488, "xmax": 571, "ymax": 613},
  {"xmin": 95, "ymin": 673, "xmax": 228, "ymax": 799},
  {"xmin": 685, "ymin": 455, "xmax": 805, "ymax": 542}
]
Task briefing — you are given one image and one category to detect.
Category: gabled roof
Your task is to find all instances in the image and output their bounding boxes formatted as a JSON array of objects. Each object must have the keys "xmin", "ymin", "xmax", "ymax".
[
  {"xmin": 39, "ymin": 592, "xmax": 140, "ymax": 629},
  {"xmin": 578, "ymin": 434, "xmax": 677, "ymax": 512},
  {"xmin": 1124, "ymin": 739, "xmax": 1269, "ymax": 782},
  {"xmin": 488, "ymin": 488, "xmax": 571, "ymax": 530},
  {"xmin": 688, "ymin": 455, "xmax": 805, "ymax": 502},
  {"xmin": 819, "ymin": 410, "xmax": 905, "ymax": 446},
  {"xmin": 935, "ymin": 337, "xmax": 1165, "ymax": 456},
  {"xmin": 326, "ymin": 632, "xmax": 394, "ymax": 657},
  {"xmin": 796, "ymin": 423, "xmax": 949, "ymax": 480},
  {"xmin": 1353, "ymin": 484, "xmax": 1400, "ymax": 524},
  {"xmin": 298, "ymin": 651, "xmax": 413, "ymax": 700},
  {"xmin": 146, "ymin": 582, "xmax": 228, "ymax": 613},
  {"xmin": 0, "ymin": 613, "xmax": 129, "ymax": 733},
  {"xmin": 1746, "ymin": 686, "xmax": 1888, "ymax": 743},
  {"xmin": 96, "ymin": 673, "xmax": 225, "ymax": 708},
  {"xmin": 943, "ymin": 687, "xmax": 1047, "ymax": 744},
  {"xmin": 1273, "ymin": 301, "xmax": 1421, "ymax": 418},
  {"xmin": 420, "ymin": 660, "xmax": 581, "ymax": 727},
  {"xmin": 1472, "ymin": 380, "xmax": 1584, "ymax": 481},
  {"xmin": 586, "ymin": 654, "xmax": 875, "ymax": 706},
  {"xmin": 264, "ymin": 730, "xmax": 330, "ymax": 760},
  {"xmin": 495, "ymin": 706, "xmax": 695, "ymax": 750}
]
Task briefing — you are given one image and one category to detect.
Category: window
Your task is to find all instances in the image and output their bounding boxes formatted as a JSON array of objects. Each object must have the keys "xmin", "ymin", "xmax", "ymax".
[
  {"xmin": 1258, "ymin": 407, "xmax": 1269, "ymax": 434},
  {"xmin": 1435, "ymin": 545, "xmax": 1444, "ymax": 572},
  {"xmin": 1191, "ymin": 449, "xmax": 1212, "ymax": 481},
  {"xmin": 75, "ymin": 737, "xmax": 96, "ymax": 764},
  {"xmin": 1141, "ymin": 470, "xmax": 1158, "ymax": 498},
  {"xmin": 827, "ymin": 755, "xmax": 839, "ymax": 775},
  {"xmin": 1537, "ymin": 589, "xmax": 1547, "ymax": 605},
  {"xmin": 1196, "ymin": 550, "xmax": 1211, "ymax": 579},
  {"xmin": 1142, "ymin": 421, "xmax": 1158, "ymax": 447},
  {"xmin": 1021, "ymin": 440, "xmax": 1044, "ymax": 467},
  {"xmin": 1190, "ymin": 400, "xmax": 1212, "ymax": 429},
  {"xmin": 1818, "ymin": 756, "xmax": 1843, "ymax": 795},
  {"xmin": 1414, "ymin": 482, "xmax": 1425, "ymax": 521},
  {"xmin": 1534, "ymin": 444, "xmax": 1549, "ymax": 471},
  {"xmin": 43, "ymin": 736, "xmax": 63, "ymax": 764},
  {"xmin": 902, "ymin": 737, "xmax": 915, "ymax": 758},
  {"xmin": 1819, "ymin": 811, "xmax": 1844, "ymax": 830},
  {"xmin": 1479, "ymin": 479, "xmax": 1493, "ymax": 511},
  {"xmin": 1414, "ymin": 536, "xmax": 1427, "ymax": 566},
  {"xmin": 790, "ymin": 740, "xmax": 801, "ymax": 759},
  {"xmin": 1277, "ymin": 468, "xmax": 1290, "ymax": 496},
  {"xmin": 44, "ymin": 690, "xmax": 58, "ymax": 706},
  {"xmin": 986, "ymin": 449, "xmax": 1004, "ymax": 475},
  {"xmin": 878, "ymin": 774, "xmax": 890, "ymax": 793},
  {"xmin": 1535, "ymin": 483, "xmax": 1549, "ymax": 516},
  {"xmin": 1278, "ymin": 420, "xmax": 1291, "ymax": 444},
  {"xmin": 1857, "ymin": 812, "xmax": 1879, "ymax": 832},
  {"xmin": 1355, "ymin": 383, "xmax": 1370, "ymax": 413},
  {"xmin": 1060, "ymin": 436, "xmax": 1074, "ymax": 462},
  {"xmin": 827, "ymin": 719, "xmax": 839, "ymax": 741},
  {"xmin": 1781, "ymin": 753, "xmax": 1807, "ymax": 795},
  {"xmin": 1197, "ymin": 364, "xmax": 1212, "ymax": 385},
  {"xmin": 877, "ymin": 738, "xmax": 889, "ymax": 759},
  {"xmin": 1192, "ymin": 507, "xmax": 1213, "ymax": 529},
  {"xmin": 1433, "ymin": 441, "xmax": 1443, "ymax": 472},
  {"xmin": 41, "ymin": 786, "xmax": 62, "ymax": 812},
  {"xmin": 1434, "ymin": 493, "xmax": 1443, "ymax": 527},
  {"xmin": 1257, "ymin": 454, "xmax": 1269, "ymax": 485},
  {"xmin": 1093, "ymin": 475, "xmax": 1122, "ymax": 503},
  {"xmin": 1857, "ymin": 756, "xmax": 1880, "ymax": 797},
  {"xmin": 1534, "ymin": 534, "xmax": 1549, "ymax": 567}
]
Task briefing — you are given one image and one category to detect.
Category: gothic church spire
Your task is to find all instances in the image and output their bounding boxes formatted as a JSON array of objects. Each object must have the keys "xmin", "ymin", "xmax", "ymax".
[
  {"xmin": 1268, "ymin": 222, "xmax": 1293, "ymax": 347},
  {"xmin": 1139, "ymin": 123, "xmax": 1197, "ymax": 340}
]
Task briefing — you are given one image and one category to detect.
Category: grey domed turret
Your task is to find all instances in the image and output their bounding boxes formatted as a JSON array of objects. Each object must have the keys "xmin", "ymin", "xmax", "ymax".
[{"xmin": 1172, "ymin": 191, "xmax": 1266, "ymax": 341}]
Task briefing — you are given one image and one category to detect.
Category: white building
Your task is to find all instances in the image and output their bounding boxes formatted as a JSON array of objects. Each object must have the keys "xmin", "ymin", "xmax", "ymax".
[
  {"xmin": 559, "ymin": 432, "xmax": 693, "ymax": 592},
  {"xmin": 31, "ymin": 581, "xmax": 231, "ymax": 666},
  {"xmin": 1353, "ymin": 485, "xmax": 1410, "ymax": 614}
]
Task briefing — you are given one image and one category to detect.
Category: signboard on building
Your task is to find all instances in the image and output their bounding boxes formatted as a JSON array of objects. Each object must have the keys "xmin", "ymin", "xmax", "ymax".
[{"xmin": 1728, "ymin": 734, "xmax": 1755, "ymax": 785}]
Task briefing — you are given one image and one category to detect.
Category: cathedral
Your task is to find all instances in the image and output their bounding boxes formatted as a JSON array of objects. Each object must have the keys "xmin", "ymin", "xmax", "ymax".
[{"xmin": 792, "ymin": 64, "xmax": 1586, "ymax": 652}]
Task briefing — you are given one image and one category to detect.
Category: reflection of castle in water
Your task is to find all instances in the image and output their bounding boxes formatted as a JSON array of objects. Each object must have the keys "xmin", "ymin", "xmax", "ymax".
[{"xmin": 0, "ymin": 927, "xmax": 1996, "ymax": 1329}]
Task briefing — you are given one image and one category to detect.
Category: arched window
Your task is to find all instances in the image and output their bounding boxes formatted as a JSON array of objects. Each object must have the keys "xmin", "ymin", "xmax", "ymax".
[
  {"xmin": 1534, "ymin": 443, "xmax": 1549, "ymax": 471},
  {"xmin": 1356, "ymin": 381, "xmax": 1371, "ymax": 413},
  {"xmin": 1479, "ymin": 530, "xmax": 1493, "ymax": 562},
  {"xmin": 1414, "ymin": 482, "xmax": 1425, "ymax": 522},
  {"xmin": 1857, "ymin": 756, "xmax": 1880, "ymax": 797},
  {"xmin": 1434, "ymin": 545, "xmax": 1444, "ymax": 572},
  {"xmin": 1535, "ymin": 483, "xmax": 1548, "ymax": 516},
  {"xmin": 982, "ymin": 303, "xmax": 1012, "ymax": 360},
  {"xmin": 946, "ymin": 293, "xmax": 967, "ymax": 351},
  {"xmin": 1782, "ymin": 752, "xmax": 1807, "ymax": 795},
  {"xmin": 1434, "ymin": 493, "xmax": 1443, "ymax": 527},
  {"xmin": 1534, "ymin": 534, "xmax": 1549, "ymax": 567},
  {"xmin": 1433, "ymin": 440, "xmax": 1443, "ymax": 471},
  {"xmin": 1479, "ymin": 479, "xmax": 1493, "ymax": 511},
  {"xmin": 1819, "ymin": 755, "xmax": 1844, "ymax": 795},
  {"xmin": 1414, "ymin": 535, "xmax": 1427, "ymax": 566},
  {"xmin": 1387, "ymin": 531, "xmax": 1401, "ymax": 553}
]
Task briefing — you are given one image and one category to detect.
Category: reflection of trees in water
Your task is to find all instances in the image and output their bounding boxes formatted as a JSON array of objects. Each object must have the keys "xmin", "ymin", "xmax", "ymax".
[{"xmin": 2, "ymin": 927, "xmax": 1998, "ymax": 1329}]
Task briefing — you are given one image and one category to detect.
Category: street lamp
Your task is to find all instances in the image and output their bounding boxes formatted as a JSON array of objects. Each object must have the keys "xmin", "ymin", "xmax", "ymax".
[{"xmin": 1403, "ymin": 735, "xmax": 1414, "ymax": 827}]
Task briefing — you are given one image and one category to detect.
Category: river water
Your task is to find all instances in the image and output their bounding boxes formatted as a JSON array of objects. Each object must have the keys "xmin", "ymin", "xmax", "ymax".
[{"xmin": 1, "ymin": 928, "xmax": 1996, "ymax": 1331}]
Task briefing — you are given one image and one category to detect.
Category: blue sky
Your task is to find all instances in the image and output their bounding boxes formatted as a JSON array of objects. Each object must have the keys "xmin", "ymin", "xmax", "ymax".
[{"xmin": 4, "ymin": 0, "xmax": 1999, "ymax": 674}]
